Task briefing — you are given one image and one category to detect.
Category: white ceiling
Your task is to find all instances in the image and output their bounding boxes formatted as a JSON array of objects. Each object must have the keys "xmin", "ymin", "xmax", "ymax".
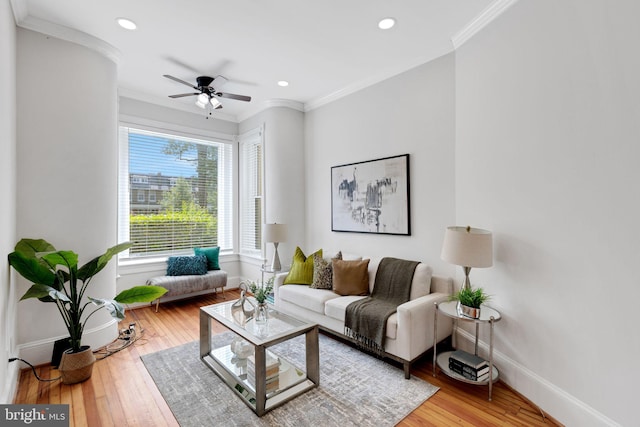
[{"xmin": 12, "ymin": 0, "xmax": 497, "ymax": 122}]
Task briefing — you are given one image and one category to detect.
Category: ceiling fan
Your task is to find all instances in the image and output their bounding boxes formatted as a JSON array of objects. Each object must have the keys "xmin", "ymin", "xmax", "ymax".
[{"xmin": 163, "ymin": 74, "xmax": 252, "ymax": 110}]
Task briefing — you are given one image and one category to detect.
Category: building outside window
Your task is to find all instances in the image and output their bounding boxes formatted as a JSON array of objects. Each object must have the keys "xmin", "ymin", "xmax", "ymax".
[{"xmin": 118, "ymin": 126, "xmax": 233, "ymax": 259}]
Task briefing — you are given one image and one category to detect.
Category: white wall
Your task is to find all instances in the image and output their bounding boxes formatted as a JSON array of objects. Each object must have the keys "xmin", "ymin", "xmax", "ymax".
[
  {"xmin": 0, "ymin": 0, "xmax": 18, "ymax": 403},
  {"xmin": 240, "ymin": 106, "xmax": 306, "ymax": 273},
  {"xmin": 455, "ymin": 1, "xmax": 640, "ymax": 425},
  {"xmin": 304, "ymin": 54, "xmax": 456, "ymax": 270},
  {"xmin": 16, "ymin": 28, "xmax": 119, "ymax": 364}
]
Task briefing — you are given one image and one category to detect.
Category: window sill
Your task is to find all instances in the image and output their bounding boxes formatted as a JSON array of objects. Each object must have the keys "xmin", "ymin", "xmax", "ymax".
[{"xmin": 118, "ymin": 252, "xmax": 239, "ymax": 275}]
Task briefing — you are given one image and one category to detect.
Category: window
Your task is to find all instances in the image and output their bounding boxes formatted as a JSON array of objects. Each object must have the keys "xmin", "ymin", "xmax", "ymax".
[
  {"xmin": 239, "ymin": 127, "xmax": 264, "ymax": 257},
  {"xmin": 118, "ymin": 126, "xmax": 233, "ymax": 259}
]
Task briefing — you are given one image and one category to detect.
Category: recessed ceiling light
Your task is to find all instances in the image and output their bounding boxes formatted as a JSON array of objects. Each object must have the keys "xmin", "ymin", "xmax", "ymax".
[
  {"xmin": 378, "ymin": 17, "xmax": 396, "ymax": 30},
  {"xmin": 116, "ymin": 18, "xmax": 137, "ymax": 30},
  {"xmin": 277, "ymin": 81, "xmax": 289, "ymax": 87}
]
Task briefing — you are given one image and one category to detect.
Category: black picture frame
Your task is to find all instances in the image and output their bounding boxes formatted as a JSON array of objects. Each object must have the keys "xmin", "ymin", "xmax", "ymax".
[{"xmin": 331, "ymin": 154, "xmax": 410, "ymax": 235}]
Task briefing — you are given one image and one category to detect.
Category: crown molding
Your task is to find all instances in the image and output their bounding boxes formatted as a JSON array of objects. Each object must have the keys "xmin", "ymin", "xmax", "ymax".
[
  {"xmin": 263, "ymin": 99, "xmax": 304, "ymax": 112},
  {"xmin": 237, "ymin": 99, "xmax": 304, "ymax": 123},
  {"xmin": 118, "ymin": 87, "xmax": 237, "ymax": 123},
  {"xmin": 14, "ymin": 14, "xmax": 121, "ymax": 65},
  {"xmin": 303, "ymin": 47, "xmax": 451, "ymax": 113},
  {"xmin": 451, "ymin": 0, "xmax": 520, "ymax": 49}
]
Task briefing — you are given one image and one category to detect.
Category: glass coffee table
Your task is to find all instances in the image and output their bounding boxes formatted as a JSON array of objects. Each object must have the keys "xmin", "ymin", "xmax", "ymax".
[{"xmin": 200, "ymin": 300, "xmax": 319, "ymax": 416}]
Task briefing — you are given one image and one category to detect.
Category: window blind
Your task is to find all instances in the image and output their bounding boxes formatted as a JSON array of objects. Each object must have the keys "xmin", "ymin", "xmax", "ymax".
[
  {"xmin": 239, "ymin": 128, "xmax": 264, "ymax": 256},
  {"xmin": 118, "ymin": 126, "xmax": 233, "ymax": 258}
]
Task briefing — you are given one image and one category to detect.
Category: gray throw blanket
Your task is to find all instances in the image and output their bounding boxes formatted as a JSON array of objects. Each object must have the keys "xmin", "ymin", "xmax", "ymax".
[{"xmin": 344, "ymin": 257, "xmax": 419, "ymax": 355}]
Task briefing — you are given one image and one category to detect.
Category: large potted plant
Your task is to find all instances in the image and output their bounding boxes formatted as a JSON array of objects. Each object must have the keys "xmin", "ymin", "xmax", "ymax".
[{"xmin": 8, "ymin": 238, "xmax": 167, "ymax": 384}]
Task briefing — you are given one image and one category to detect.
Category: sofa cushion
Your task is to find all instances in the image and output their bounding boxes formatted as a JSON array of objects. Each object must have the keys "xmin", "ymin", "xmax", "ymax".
[
  {"xmin": 194, "ymin": 246, "xmax": 220, "ymax": 270},
  {"xmin": 311, "ymin": 251, "xmax": 342, "ymax": 290},
  {"xmin": 324, "ymin": 295, "xmax": 366, "ymax": 321},
  {"xmin": 409, "ymin": 263, "xmax": 433, "ymax": 300},
  {"xmin": 166, "ymin": 255, "xmax": 208, "ymax": 276},
  {"xmin": 278, "ymin": 284, "xmax": 340, "ymax": 314},
  {"xmin": 332, "ymin": 259, "xmax": 370, "ymax": 296},
  {"xmin": 284, "ymin": 247, "xmax": 322, "ymax": 285}
]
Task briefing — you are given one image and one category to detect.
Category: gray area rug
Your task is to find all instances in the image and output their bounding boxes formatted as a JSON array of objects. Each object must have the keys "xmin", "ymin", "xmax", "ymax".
[{"xmin": 141, "ymin": 333, "xmax": 438, "ymax": 427}]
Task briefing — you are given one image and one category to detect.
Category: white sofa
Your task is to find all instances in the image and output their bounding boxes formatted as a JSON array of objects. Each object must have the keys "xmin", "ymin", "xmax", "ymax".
[{"xmin": 274, "ymin": 257, "xmax": 453, "ymax": 378}]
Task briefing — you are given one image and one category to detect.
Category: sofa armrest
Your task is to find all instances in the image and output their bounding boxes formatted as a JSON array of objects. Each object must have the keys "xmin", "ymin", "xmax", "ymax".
[
  {"xmin": 394, "ymin": 292, "xmax": 453, "ymax": 361},
  {"xmin": 273, "ymin": 272, "xmax": 289, "ymax": 302}
]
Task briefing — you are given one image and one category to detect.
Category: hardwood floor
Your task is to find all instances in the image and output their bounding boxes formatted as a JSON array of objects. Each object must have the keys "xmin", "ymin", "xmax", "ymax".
[{"xmin": 13, "ymin": 290, "xmax": 560, "ymax": 426}]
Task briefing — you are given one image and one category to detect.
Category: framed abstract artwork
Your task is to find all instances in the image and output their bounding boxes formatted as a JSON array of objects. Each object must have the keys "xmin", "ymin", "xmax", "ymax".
[{"xmin": 331, "ymin": 154, "xmax": 410, "ymax": 235}]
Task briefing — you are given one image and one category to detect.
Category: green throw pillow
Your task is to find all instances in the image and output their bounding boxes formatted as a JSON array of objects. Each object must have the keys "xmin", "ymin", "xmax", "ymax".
[
  {"xmin": 284, "ymin": 247, "xmax": 323, "ymax": 285},
  {"xmin": 194, "ymin": 246, "xmax": 220, "ymax": 270}
]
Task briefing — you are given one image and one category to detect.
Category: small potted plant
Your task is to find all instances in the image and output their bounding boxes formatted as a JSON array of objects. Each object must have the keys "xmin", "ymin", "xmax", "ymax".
[{"xmin": 450, "ymin": 286, "xmax": 490, "ymax": 319}]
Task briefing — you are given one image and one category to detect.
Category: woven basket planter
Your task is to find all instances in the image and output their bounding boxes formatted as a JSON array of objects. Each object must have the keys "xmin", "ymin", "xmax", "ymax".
[{"xmin": 59, "ymin": 346, "xmax": 96, "ymax": 384}]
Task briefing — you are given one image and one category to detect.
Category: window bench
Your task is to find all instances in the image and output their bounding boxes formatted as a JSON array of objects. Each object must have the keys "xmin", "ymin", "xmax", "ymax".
[{"xmin": 146, "ymin": 270, "xmax": 227, "ymax": 311}]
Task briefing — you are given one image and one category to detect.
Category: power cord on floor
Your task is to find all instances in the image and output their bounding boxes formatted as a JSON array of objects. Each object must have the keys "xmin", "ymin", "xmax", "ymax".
[
  {"xmin": 94, "ymin": 306, "xmax": 148, "ymax": 359},
  {"xmin": 94, "ymin": 322, "xmax": 140, "ymax": 359},
  {"xmin": 8, "ymin": 358, "xmax": 61, "ymax": 382}
]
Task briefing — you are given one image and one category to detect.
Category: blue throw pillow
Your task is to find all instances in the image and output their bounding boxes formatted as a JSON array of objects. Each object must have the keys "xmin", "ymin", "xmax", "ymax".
[
  {"xmin": 166, "ymin": 255, "xmax": 208, "ymax": 276},
  {"xmin": 194, "ymin": 246, "xmax": 220, "ymax": 270}
]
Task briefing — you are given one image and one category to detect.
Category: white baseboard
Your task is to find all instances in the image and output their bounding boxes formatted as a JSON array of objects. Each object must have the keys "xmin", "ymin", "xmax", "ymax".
[
  {"xmin": 18, "ymin": 319, "xmax": 118, "ymax": 366},
  {"xmin": 454, "ymin": 328, "xmax": 620, "ymax": 427}
]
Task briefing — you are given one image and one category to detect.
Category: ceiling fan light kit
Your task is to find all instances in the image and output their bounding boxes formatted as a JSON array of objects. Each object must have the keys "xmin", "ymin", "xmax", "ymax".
[{"xmin": 164, "ymin": 74, "xmax": 251, "ymax": 115}]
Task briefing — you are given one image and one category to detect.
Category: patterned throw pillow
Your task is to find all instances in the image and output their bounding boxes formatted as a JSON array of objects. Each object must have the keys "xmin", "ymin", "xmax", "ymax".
[
  {"xmin": 283, "ymin": 247, "xmax": 323, "ymax": 285},
  {"xmin": 194, "ymin": 246, "xmax": 220, "ymax": 270},
  {"xmin": 311, "ymin": 251, "xmax": 343, "ymax": 289},
  {"xmin": 166, "ymin": 255, "xmax": 208, "ymax": 276}
]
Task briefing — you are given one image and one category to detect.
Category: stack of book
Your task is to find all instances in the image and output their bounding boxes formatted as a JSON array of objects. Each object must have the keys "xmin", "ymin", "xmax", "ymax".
[
  {"xmin": 247, "ymin": 351, "xmax": 280, "ymax": 393},
  {"xmin": 448, "ymin": 350, "xmax": 490, "ymax": 382}
]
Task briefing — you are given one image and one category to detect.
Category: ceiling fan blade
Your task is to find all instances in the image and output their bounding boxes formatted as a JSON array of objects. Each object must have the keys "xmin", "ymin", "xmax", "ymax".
[
  {"xmin": 169, "ymin": 92, "xmax": 200, "ymax": 98},
  {"xmin": 218, "ymin": 92, "xmax": 252, "ymax": 102},
  {"xmin": 212, "ymin": 75, "xmax": 228, "ymax": 90},
  {"xmin": 163, "ymin": 74, "xmax": 198, "ymax": 90}
]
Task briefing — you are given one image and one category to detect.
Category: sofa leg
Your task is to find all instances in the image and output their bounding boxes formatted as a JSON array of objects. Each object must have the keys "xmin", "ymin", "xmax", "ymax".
[
  {"xmin": 155, "ymin": 299, "xmax": 160, "ymax": 313},
  {"xmin": 221, "ymin": 286, "xmax": 226, "ymax": 299},
  {"xmin": 404, "ymin": 362, "xmax": 411, "ymax": 379}
]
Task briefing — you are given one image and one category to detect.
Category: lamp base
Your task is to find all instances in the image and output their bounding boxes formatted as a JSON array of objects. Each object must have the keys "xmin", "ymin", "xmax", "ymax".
[
  {"xmin": 462, "ymin": 266, "xmax": 472, "ymax": 290},
  {"xmin": 271, "ymin": 242, "xmax": 281, "ymax": 272}
]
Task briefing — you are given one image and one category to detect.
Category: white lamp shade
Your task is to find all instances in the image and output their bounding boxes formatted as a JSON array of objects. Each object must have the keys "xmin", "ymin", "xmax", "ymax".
[
  {"xmin": 441, "ymin": 226, "xmax": 493, "ymax": 268},
  {"xmin": 264, "ymin": 223, "xmax": 287, "ymax": 243}
]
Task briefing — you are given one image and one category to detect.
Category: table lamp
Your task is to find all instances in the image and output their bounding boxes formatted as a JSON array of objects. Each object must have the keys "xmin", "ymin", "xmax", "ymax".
[
  {"xmin": 264, "ymin": 223, "xmax": 287, "ymax": 271},
  {"xmin": 441, "ymin": 226, "xmax": 493, "ymax": 290}
]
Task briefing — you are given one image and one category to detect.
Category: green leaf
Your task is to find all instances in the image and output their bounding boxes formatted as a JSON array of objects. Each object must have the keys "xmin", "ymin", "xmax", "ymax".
[
  {"xmin": 77, "ymin": 242, "xmax": 133, "ymax": 281},
  {"xmin": 42, "ymin": 251, "xmax": 78, "ymax": 270},
  {"xmin": 114, "ymin": 285, "xmax": 167, "ymax": 304},
  {"xmin": 20, "ymin": 284, "xmax": 70, "ymax": 302},
  {"xmin": 14, "ymin": 238, "xmax": 56, "ymax": 257},
  {"xmin": 8, "ymin": 252, "xmax": 56, "ymax": 286},
  {"xmin": 88, "ymin": 297, "xmax": 125, "ymax": 320}
]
